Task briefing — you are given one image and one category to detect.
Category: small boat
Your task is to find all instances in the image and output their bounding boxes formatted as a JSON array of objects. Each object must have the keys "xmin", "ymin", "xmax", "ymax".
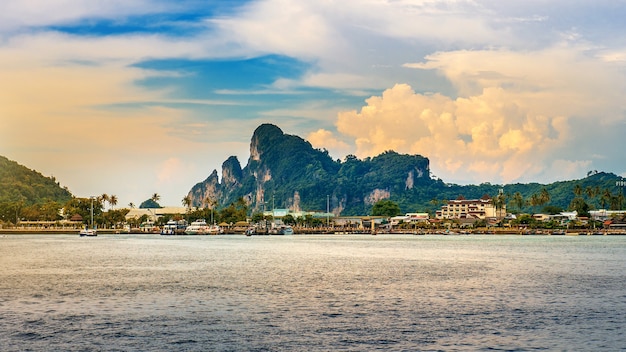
[
  {"xmin": 79, "ymin": 226, "xmax": 97, "ymax": 237},
  {"xmin": 270, "ymin": 225, "xmax": 294, "ymax": 235},
  {"xmin": 79, "ymin": 197, "xmax": 97, "ymax": 237}
]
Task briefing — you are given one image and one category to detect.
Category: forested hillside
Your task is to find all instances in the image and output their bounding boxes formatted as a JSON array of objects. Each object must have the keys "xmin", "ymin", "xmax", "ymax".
[{"xmin": 0, "ymin": 155, "xmax": 73, "ymax": 204}]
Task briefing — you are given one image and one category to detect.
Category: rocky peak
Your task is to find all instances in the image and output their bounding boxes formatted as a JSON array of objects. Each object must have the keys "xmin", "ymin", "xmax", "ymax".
[
  {"xmin": 221, "ymin": 156, "xmax": 242, "ymax": 188},
  {"xmin": 249, "ymin": 123, "xmax": 284, "ymax": 162}
]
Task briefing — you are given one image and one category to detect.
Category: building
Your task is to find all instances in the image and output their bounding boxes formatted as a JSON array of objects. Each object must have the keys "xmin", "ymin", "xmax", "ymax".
[
  {"xmin": 390, "ymin": 213, "xmax": 430, "ymax": 226},
  {"xmin": 436, "ymin": 195, "xmax": 504, "ymax": 220},
  {"xmin": 125, "ymin": 207, "xmax": 190, "ymax": 222}
]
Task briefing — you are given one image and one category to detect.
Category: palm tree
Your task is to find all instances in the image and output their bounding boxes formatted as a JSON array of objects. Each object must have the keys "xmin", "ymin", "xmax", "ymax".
[
  {"xmin": 151, "ymin": 193, "xmax": 160, "ymax": 203},
  {"xmin": 585, "ymin": 186, "xmax": 597, "ymax": 207},
  {"xmin": 529, "ymin": 193, "xmax": 541, "ymax": 214},
  {"xmin": 101, "ymin": 193, "xmax": 110, "ymax": 209},
  {"xmin": 109, "ymin": 195, "xmax": 118, "ymax": 209},
  {"xmin": 573, "ymin": 184, "xmax": 583, "ymax": 198},
  {"xmin": 182, "ymin": 196, "xmax": 191, "ymax": 210},
  {"xmin": 539, "ymin": 188, "xmax": 550, "ymax": 206},
  {"xmin": 601, "ymin": 189, "xmax": 612, "ymax": 210},
  {"xmin": 204, "ymin": 197, "xmax": 217, "ymax": 224},
  {"xmin": 490, "ymin": 192, "xmax": 506, "ymax": 218},
  {"xmin": 128, "ymin": 202, "xmax": 135, "ymax": 209},
  {"xmin": 512, "ymin": 192, "xmax": 525, "ymax": 213}
]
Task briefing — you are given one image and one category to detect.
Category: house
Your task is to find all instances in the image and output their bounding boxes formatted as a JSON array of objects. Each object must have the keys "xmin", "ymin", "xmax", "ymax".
[{"xmin": 390, "ymin": 213, "xmax": 429, "ymax": 226}]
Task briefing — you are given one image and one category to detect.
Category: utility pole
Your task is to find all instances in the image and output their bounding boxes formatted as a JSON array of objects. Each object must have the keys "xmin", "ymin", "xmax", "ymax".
[{"xmin": 326, "ymin": 195, "xmax": 330, "ymax": 226}]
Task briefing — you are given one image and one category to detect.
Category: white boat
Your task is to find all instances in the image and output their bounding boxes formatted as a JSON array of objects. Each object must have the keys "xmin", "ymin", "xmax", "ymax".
[
  {"xmin": 184, "ymin": 220, "xmax": 221, "ymax": 235},
  {"xmin": 160, "ymin": 220, "xmax": 178, "ymax": 235},
  {"xmin": 79, "ymin": 227, "xmax": 97, "ymax": 237},
  {"xmin": 270, "ymin": 225, "xmax": 294, "ymax": 235}
]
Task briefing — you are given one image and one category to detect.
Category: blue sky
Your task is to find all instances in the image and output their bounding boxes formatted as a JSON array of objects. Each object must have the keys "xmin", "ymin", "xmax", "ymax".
[{"xmin": 1, "ymin": 0, "xmax": 625, "ymax": 207}]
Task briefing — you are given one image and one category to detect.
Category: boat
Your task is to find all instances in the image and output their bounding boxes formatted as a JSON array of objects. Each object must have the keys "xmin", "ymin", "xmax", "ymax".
[
  {"xmin": 269, "ymin": 225, "xmax": 294, "ymax": 235},
  {"xmin": 161, "ymin": 220, "xmax": 178, "ymax": 235},
  {"xmin": 184, "ymin": 220, "xmax": 222, "ymax": 235},
  {"xmin": 79, "ymin": 226, "xmax": 97, "ymax": 237},
  {"xmin": 161, "ymin": 220, "xmax": 188, "ymax": 235},
  {"xmin": 79, "ymin": 197, "xmax": 97, "ymax": 237},
  {"xmin": 245, "ymin": 227, "xmax": 256, "ymax": 236}
]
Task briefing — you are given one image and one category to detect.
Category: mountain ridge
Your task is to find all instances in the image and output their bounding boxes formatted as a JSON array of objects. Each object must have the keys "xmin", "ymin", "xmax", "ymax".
[{"xmin": 187, "ymin": 123, "xmax": 624, "ymax": 215}]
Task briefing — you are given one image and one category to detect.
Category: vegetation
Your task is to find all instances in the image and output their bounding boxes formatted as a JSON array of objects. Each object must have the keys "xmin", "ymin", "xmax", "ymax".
[
  {"xmin": 371, "ymin": 200, "xmax": 401, "ymax": 217},
  {"xmin": 0, "ymin": 155, "xmax": 73, "ymax": 205}
]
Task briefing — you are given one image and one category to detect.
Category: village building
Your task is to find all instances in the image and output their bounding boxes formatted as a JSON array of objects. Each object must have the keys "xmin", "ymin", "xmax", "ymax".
[{"xmin": 436, "ymin": 195, "xmax": 504, "ymax": 220}]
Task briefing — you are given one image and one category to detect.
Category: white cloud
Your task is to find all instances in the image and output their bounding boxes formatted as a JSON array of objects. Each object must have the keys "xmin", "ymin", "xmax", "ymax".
[{"xmin": 0, "ymin": 0, "xmax": 171, "ymax": 31}]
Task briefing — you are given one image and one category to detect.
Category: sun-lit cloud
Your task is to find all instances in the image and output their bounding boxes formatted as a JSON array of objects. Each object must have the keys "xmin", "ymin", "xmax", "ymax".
[
  {"xmin": 334, "ymin": 73, "xmax": 620, "ymax": 184},
  {"xmin": 327, "ymin": 38, "xmax": 626, "ymax": 185},
  {"xmin": 306, "ymin": 129, "xmax": 352, "ymax": 158}
]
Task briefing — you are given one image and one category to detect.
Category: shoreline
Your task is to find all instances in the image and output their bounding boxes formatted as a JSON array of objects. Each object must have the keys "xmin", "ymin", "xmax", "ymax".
[{"xmin": 1, "ymin": 228, "xmax": 625, "ymax": 236}]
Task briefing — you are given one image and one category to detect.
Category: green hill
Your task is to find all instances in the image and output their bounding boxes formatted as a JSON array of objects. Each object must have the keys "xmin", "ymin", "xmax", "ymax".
[{"xmin": 0, "ymin": 155, "xmax": 73, "ymax": 204}]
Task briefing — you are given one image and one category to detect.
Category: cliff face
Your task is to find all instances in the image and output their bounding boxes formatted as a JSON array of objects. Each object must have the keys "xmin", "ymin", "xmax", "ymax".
[
  {"xmin": 188, "ymin": 170, "xmax": 220, "ymax": 208},
  {"xmin": 187, "ymin": 123, "xmax": 433, "ymax": 215}
]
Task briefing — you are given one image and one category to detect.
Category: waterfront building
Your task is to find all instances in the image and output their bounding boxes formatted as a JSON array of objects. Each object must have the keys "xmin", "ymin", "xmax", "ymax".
[
  {"xmin": 125, "ymin": 207, "xmax": 190, "ymax": 222},
  {"xmin": 436, "ymin": 195, "xmax": 503, "ymax": 220}
]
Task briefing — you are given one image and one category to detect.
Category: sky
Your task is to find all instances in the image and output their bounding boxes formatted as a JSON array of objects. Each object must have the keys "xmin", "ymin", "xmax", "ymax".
[{"xmin": 1, "ymin": 0, "xmax": 625, "ymax": 207}]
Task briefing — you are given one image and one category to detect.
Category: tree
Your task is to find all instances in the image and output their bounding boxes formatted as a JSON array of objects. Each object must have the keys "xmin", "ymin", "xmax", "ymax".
[
  {"xmin": 282, "ymin": 214, "xmax": 296, "ymax": 225},
  {"xmin": 529, "ymin": 193, "xmax": 541, "ymax": 214},
  {"xmin": 109, "ymin": 195, "xmax": 118, "ymax": 209},
  {"xmin": 100, "ymin": 193, "xmax": 110, "ymax": 209},
  {"xmin": 573, "ymin": 184, "xmax": 583, "ymax": 198},
  {"xmin": 539, "ymin": 188, "xmax": 551, "ymax": 207},
  {"xmin": 600, "ymin": 188, "xmax": 612, "ymax": 209},
  {"xmin": 569, "ymin": 197, "xmax": 590, "ymax": 217},
  {"xmin": 128, "ymin": 202, "xmax": 135, "ymax": 209},
  {"xmin": 491, "ymin": 192, "xmax": 507, "ymax": 218},
  {"xmin": 371, "ymin": 199, "xmax": 401, "ymax": 217},
  {"xmin": 251, "ymin": 212, "xmax": 264, "ymax": 223},
  {"xmin": 511, "ymin": 192, "xmax": 525, "ymax": 213},
  {"xmin": 151, "ymin": 193, "xmax": 161, "ymax": 203},
  {"xmin": 182, "ymin": 196, "xmax": 191, "ymax": 210},
  {"xmin": 219, "ymin": 197, "xmax": 248, "ymax": 224},
  {"xmin": 204, "ymin": 197, "xmax": 218, "ymax": 224}
]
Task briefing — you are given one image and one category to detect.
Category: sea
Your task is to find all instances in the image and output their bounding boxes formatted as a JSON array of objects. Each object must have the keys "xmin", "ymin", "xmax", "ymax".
[{"xmin": 1, "ymin": 234, "xmax": 624, "ymax": 351}]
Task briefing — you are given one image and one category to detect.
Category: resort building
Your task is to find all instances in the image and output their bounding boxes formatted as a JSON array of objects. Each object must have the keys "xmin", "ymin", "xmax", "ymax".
[
  {"xmin": 390, "ymin": 213, "xmax": 430, "ymax": 226},
  {"xmin": 125, "ymin": 206, "xmax": 190, "ymax": 222},
  {"xmin": 436, "ymin": 195, "xmax": 504, "ymax": 220}
]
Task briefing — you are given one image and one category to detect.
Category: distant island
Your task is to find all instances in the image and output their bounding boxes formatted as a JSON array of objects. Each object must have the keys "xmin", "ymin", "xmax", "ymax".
[{"xmin": 1, "ymin": 124, "xmax": 624, "ymax": 232}]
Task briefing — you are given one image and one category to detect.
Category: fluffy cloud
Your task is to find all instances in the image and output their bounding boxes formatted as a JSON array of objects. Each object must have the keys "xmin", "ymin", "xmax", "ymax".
[
  {"xmin": 333, "ymin": 81, "xmax": 586, "ymax": 184},
  {"xmin": 327, "ymin": 40, "xmax": 626, "ymax": 184},
  {"xmin": 306, "ymin": 129, "xmax": 352, "ymax": 157}
]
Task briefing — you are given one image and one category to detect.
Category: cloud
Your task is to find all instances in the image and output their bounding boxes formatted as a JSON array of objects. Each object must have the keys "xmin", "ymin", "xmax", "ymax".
[
  {"xmin": 306, "ymin": 129, "xmax": 352, "ymax": 158},
  {"xmin": 333, "ymin": 75, "xmax": 619, "ymax": 184},
  {"xmin": 0, "ymin": 0, "xmax": 172, "ymax": 31},
  {"xmin": 405, "ymin": 46, "xmax": 625, "ymax": 120}
]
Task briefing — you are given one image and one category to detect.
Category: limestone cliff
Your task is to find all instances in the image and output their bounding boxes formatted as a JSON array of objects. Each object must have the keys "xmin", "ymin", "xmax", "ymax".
[{"xmin": 187, "ymin": 123, "xmax": 435, "ymax": 215}]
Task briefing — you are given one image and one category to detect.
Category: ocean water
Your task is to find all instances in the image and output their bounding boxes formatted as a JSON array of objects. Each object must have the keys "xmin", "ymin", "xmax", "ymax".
[{"xmin": 0, "ymin": 234, "xmax": 624, "ymax": 351}]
